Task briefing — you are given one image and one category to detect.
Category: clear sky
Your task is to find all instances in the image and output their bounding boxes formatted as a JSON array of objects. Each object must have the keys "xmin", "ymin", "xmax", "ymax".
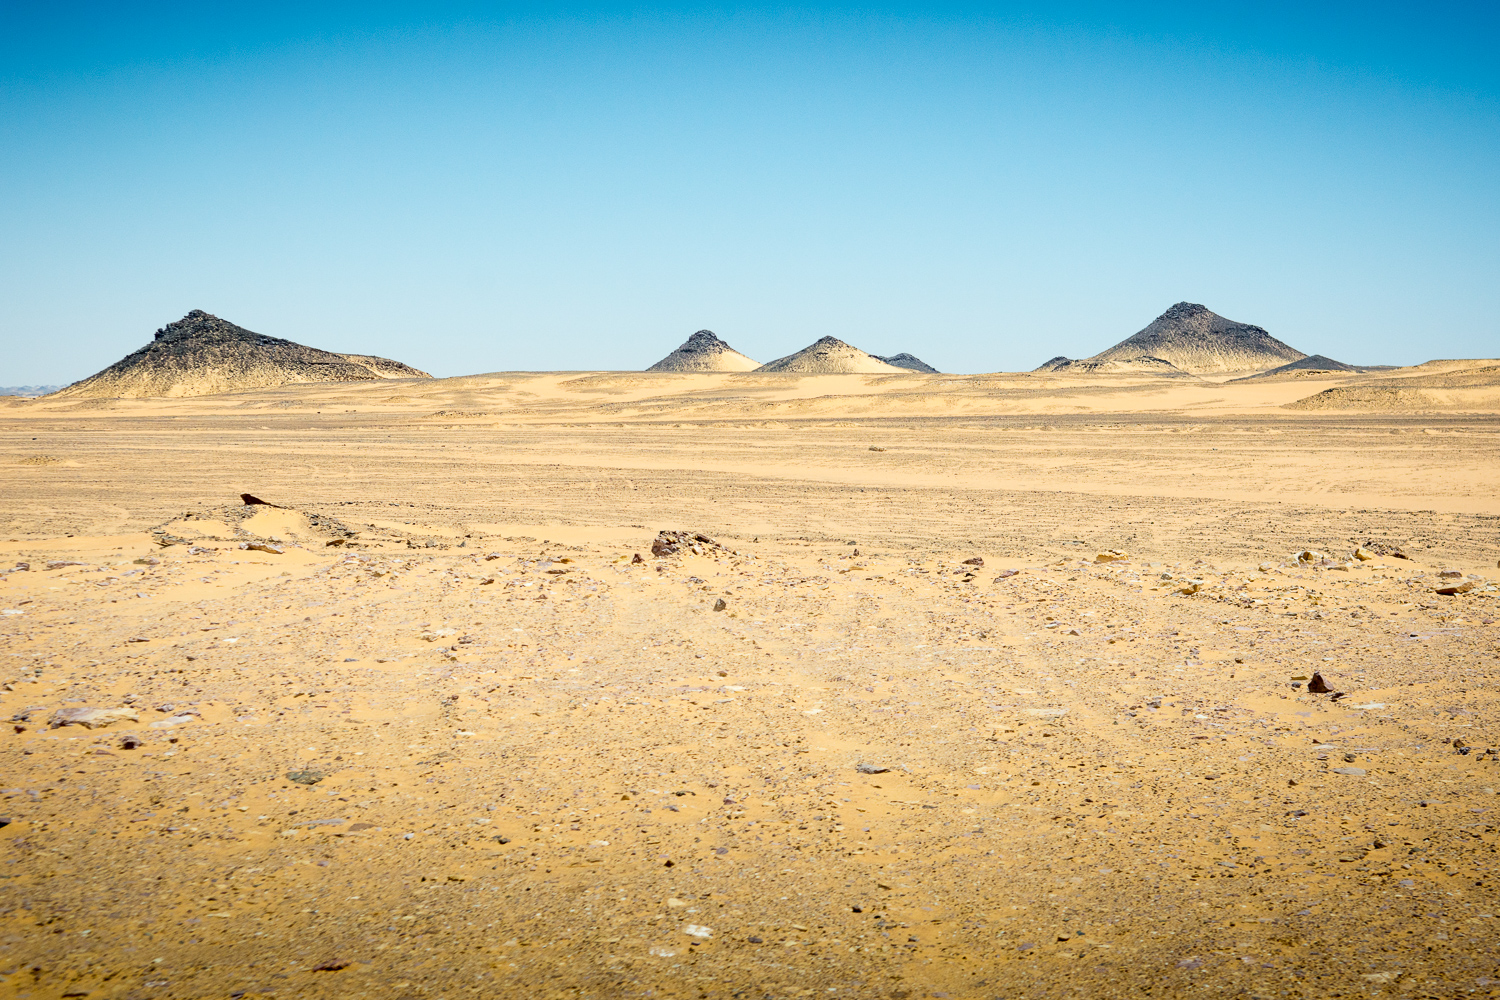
[{"xmin": 2, "ymin": 2, "xmax": 1496, "ymax": 382}]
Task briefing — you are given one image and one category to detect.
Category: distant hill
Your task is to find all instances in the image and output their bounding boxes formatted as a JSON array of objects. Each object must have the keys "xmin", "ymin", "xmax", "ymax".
[
  {"xmin": 0, "ymin": 385, "xmax": 62, "ymax": 397},
  {"xmin": 1083, "ymin": 302, "xmax": 1305, "ymax": 374},
  {"xmin": 646, "ymin": 330, "xmax": 760, "ymax": 372},
  {"xmin": 757, "ymin": 337, "xmax": 907, "ymax": 374},
  {"xmin": 1232, "ymin": 354, "xmax": 1357, "ymax": 381},
  {"xmin": 50, "ymin": 311, "xmax": 430, "ymax": 398},
  {"xmin": 875, "ymin": 353, "xmax": 939, "ymax": 373},
  {"xmin": 1041, "ymin": 356, "xmax": 1194, "ymax": 376}
]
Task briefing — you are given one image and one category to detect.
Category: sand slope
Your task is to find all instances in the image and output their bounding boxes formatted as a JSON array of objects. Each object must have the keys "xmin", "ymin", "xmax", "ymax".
[
  {"xmin": 1286, "ymin": 362, "xmax": 1500, "ymax": 410},
  {"xmin": 757, "ymin": 336, "xmax": 908, "ymax": 373},
  {"xmin": 1085, "ymin": 302, "xmax": 1306, "ymax": 374},
  {"xmin": 51, "ymin": 310, "xmax": 431, "ymax": 398},
  {"xmin": 646, "ymin": 330, "xmax": 761, "ymax": 372}
]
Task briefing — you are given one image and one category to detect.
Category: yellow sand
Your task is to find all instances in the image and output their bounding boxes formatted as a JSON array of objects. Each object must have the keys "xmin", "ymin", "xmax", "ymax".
[{"xmin": 1, "ymin": 365, "xmax": 1497, "ymax": 999}]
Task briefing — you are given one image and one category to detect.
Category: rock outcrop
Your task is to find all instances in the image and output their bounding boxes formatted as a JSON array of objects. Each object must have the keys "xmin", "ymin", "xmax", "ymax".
[{"xmin": 51, "ymin": 311, "xmax": 430, "ymax": 398}]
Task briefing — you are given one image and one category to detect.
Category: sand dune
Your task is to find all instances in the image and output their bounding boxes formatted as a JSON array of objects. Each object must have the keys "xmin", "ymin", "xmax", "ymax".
[{"xmin": 1285, "ymin": 361, "xmax": 1500, "ymax": 410}]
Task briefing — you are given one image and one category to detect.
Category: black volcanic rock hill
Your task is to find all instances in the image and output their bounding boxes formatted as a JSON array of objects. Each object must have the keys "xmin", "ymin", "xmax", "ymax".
[
  {"xmin": 646, "ymin": 330, "xmax": 760, "ymax": 372},
  {"xmin": 51, "ymin": 311, "xmax": 431, "ymax": 398},
  {"xmin": 1085, "ymin": 302, "xmax": 1305, "ymax": 374},
  {"xmin": 875, "ymin": 353, "xmax": 940, "ymax": 373},
  {"xmin": 1236, "ymin": 354, "xmax": 1357, "ymax": 380},
  {"xmin": 756, "ymin": 336, "xmax": 906, "ymax": 374}
]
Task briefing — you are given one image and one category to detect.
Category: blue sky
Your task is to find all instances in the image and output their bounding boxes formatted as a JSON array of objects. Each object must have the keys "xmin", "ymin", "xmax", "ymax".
[{"xmin": 2, "ymin": 2, "xmax": 1496, "ymax": 381}]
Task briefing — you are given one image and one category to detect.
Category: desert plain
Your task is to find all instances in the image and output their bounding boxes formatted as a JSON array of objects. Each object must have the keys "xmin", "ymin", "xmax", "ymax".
[{"xmin": 2, "ymin": 367, "xmax": 1499, "ymax": 1000}]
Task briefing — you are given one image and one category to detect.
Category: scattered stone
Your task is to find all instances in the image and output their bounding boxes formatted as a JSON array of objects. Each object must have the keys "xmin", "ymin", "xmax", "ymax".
[
  {"xmin": 421, "ymin": 628, "xmax": 458, "ymax": 642},
  {"xmin": 1354, "ymin": 547, "xmax": 1375, "ymax": 561},
  {"xmin": 240, "ymin": 493, "xmax": 279, "ymax": 506},
  {"xmin": 713, "ymin": 599, "xmax": 727, "ymax": 612},
  {"xmin": 1095, "ymin": 550, "xmax": 1129, "ymax": 563},
  {"xmin": 1331, "ymin": 767, "xmax": 1367, "ymax": 776},
  {"xmin": 651, "ymin": 530, "xmax": 725, "ymax": 558},
  {"xmin": 1360, "ymin": 541, "xmax": 1409, "ymax": 559},
  {"xmin": 240, "ymin": 542, "xmax": 284, "ymax": 555},
  {"xmin": 1258, "ymin": 561, "xmax": 1275, "ymax": 571},
  {"xmin": 1435, "ymin": 580, "xmax": 1475, "ymax": 596},
  {"xmin": 311, "ymin": 961, "xmax": 348, "ymax": 972},
  {"xmin": 286, "ymin": 770, "xmax": 327, "ymax": 785},
  {"xmin": 1177, "ymin": 580, "xmax": 1204, "ymax": 595},
  {"xmin": 856, "ymin": 764, "xmax": 890, "ymax": 774},
  {"xmin": 1307, "ymin": 672, "xmax": 1331, "ymax": 694},
  {"xmin": 868, "ymin": 446, "xmax": 886, "ymax": 452},
  {"xmin": 119, "ymin": 734, "xmax": 144, "ymax": 749},
  {"xmin": 995, "ymin": 569, "xmax": 1018, "ymax": 579},
  {"xmin": 962, "ymin": 557, "xmax": 984, "ymax": 567},
  {"xmin": 1296, "ymin": 550, "xmax": 1326, "ymax": 564},
  {"xmin": 49, "ymin": 706, "xmax": 139, "ymax": 729},
  {"xmin": 46, "ymin": 560, "xmax": 86, "ymax": 570},
  {"xmin": 684, "ymin": 924, "xmax": 713, "ymax": 939},
  {"xmin": 631, "ymin": 553, "xmax": 644, "ymax": 564}
]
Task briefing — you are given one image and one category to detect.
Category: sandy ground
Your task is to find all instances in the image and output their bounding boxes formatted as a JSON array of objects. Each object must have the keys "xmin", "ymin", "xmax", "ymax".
[{"xmin": 1, "ymin": 371, "xmax": 1498, "ymax": 1000}]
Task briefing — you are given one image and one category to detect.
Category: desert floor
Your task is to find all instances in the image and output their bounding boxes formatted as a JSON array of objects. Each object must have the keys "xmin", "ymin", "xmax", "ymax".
[{"xmin": 1, "ymin": 370, "xmax": 1498, "ymax": 1000}]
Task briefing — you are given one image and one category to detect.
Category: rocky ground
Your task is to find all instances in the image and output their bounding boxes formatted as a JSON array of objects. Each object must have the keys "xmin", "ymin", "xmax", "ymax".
[{"xmin": 0, "ymin": 390, "xmax": 1497, "ymax": 999}]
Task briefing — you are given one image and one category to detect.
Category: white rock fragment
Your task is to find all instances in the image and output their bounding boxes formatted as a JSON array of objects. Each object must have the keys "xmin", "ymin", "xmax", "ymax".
[{"xmin": 50, "ymin": 706, "xmax": 139, "ymax": 729}]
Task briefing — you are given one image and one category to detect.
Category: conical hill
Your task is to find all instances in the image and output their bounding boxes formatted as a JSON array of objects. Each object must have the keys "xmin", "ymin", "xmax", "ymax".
[{"xmin": 51, "ymin": 310, "xmax": 430, "ymax": 398}]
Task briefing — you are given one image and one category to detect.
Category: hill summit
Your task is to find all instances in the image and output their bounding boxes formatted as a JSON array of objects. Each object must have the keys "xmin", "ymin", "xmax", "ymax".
[
  {"xmin": 757, "ymin": 336, "xmax": 907, "ymax": 374},
  {"xmin": 1084, "ymin": 302, "xmax": 1305, "ymax": 374},
  {"xmin": 52, "ymin": 310, "xmax": 431, "ymax": 398},
  {"xmin": 646, "ymin": 330, "xmax": 760, "ymax": 372}
]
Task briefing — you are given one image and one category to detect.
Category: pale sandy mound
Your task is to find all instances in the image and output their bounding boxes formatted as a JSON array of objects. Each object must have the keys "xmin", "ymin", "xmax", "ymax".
[
  {"xmin": 1286, "ymin": 363, "xmax": 1500, "ymax": 410},
  {"xmin": 875, "ymin": 352, "xmax": 940, "ymax": 373},
  {"xmin": 757, "ymin": 336, "xmax": 907, "ymax": 374},
  {"xmin": 51, "ymin": 310, "xmax": 431, "ymax": 398},
  {"xmin": 1085, "ymin": 302, "xmax": 1305, "ymax": 374},
  {"xmin": 646, "ymin": 331, "xmax": 760, "ymax": 372}
]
